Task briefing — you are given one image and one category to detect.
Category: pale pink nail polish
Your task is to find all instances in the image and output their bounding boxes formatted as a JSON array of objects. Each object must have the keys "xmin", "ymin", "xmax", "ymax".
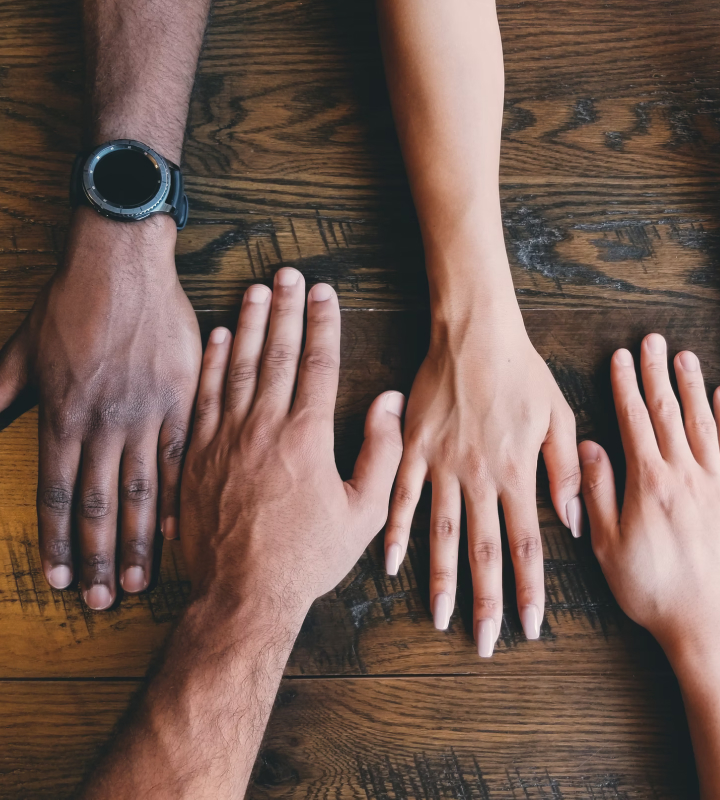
[
  {"xmin": 477, "ymin": 619, "xmax": 496, "ymax": 658},
  {"xmin": 209, "ymin": 327, "xmax": 227, "ymax": 344},
  {"xmin": 121, "ymin": 566, "xmax": 146, "ymax": 594},
  {"xmin": 276, "ymin": 268, "xmax": 301, "ymax": 286},
  {"xmin": 386, "ymin": 543, "xmax": 402, "ymax": 576},
  {"xmin": 246, "ymin": 285, "xmax": 270, "ymax": 303},
  {"xmin": 47, "ymin": 565, "xmax": 72, "ymax": 590},
  {"xmin": 311, "ymin": 283, "xmax": 333, "ymax": 301},
  {"xmin": 520, "ymin": 604, "xmax": 541, "ymax": 640},
  {"xmin": 161, "ymin": 517, "xmax": 178, "ymax": 540},
  {"xmin": 433, "ymin": 592, "xmax": 453, "ymax": 630},
  {"xmin": 84, "ymin": 584, "xmax": 113, "ymax": 611},
  {"xmin": 566, "ymin": 496, "xmax": 583, "ymax": 538}
]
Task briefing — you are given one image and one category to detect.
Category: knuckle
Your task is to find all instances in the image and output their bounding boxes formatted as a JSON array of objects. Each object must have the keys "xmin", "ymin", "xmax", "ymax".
[
  {"xmin": 162, "ymin": 424, "xmax": 188, "ymax": 466},
  {"xmin": 384, "ymin": 521, "xmax": 407, "ymax": 539},
  {"xmin": 650, "ymin": 394, "xmax": 680, "ymax": 420},
  {"xmin": 470, "ymin": 538, "xmax": 501, "ymax": 565},
  {"xmin": 264, "ymin": 344, "xmax": 296, "ymax": 366},
  {"xmin": 393, "ymin": 485, "xmax": 416, "ymax": 509},
  {"xmin": 620, "ymin": 402, "xmax": 649, "ymax": 423},
  {"xmin": 687, "ymin": 415, "xmax": 716, "ymax": 437},
  {"xmin": 123, "ymin": 536, "xmax": 152, "ymax": 558},
  {"xmin": 39, "ymin": 483, "xmax": 73, "ymax": 514},
  {"xmin": 227, "ymin": 361, "xmax": 258, "ymax": 392},
  {"xmin": 474, "ymin": 596, "xmax": 501, "ymax": 615},
  {"xmin": 556, "ymin": 464, "xmax": 582, "ymax": 491},
  {"xmin": 45, "ymin": 537, "xmax": 72, "ymax": 559},
  {"xmin": 195, "ymin": 395, "xmax": 221, "ymax": 423},
  {"xmin": 432, "ymin": 515, "xmax": 459, "ymax": 542},
  {"xmin": 83, "ymin": 551, "xmax": 114, "ymax": 573},
  {"xmin": 123, "ymin": 478, "xmax": 154, "ymax": 504},
  {"xmin": 511, "ymin": 535, "xmax": 542, "ymax": 562},
  {"xmin": 430, "ymin": 567, "xmax": 456, "ymax": 583},
  {"xmin": 79, "ymin": 490, "xmax": 113, "ymax": 520},
  {"xmin": 302, "ymin": 348, "xmax": 338, "ymax": 376}
]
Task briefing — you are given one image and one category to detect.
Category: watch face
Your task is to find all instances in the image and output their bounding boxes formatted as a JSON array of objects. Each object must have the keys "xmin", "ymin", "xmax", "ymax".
[
  {"xmin": 82, "ymin": 140, "xmax": 171, "ymax": 220},
  {"xmin": 93, "ymin": 148, "xmax": 161, "ymax": 208}
]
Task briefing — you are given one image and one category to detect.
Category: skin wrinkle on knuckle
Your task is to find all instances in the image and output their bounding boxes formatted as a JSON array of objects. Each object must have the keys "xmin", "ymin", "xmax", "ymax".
[
  {"xmin": 470, "ymin": 538, "xmax": 501, "ymax": 565},
  {"xmin": 511, "ymin": 535, "xmax": 542, "ymax": 562},
  {"xmin": 79, "ymin": 490, "xmax": 113, "ymax": 520},
  {"xmin": 432, "ymin": 515, "xmax": 458, "ymax": 541},
  {"xmin": 44, "ymin": 537, "xmax": 72, "ymax": 560},
  {"xmin": 474, "ymin": 596, "xmax": 500, "ymax": 615},
  {"xmin": 393, "ymin": 485, "xmax": 416, "ymax": 509},
  {"xmin": 83, "ymin": 551, "xmax": 114, "ymax": 574},
  {"xmin": 650, "ymin": 395, "xmax": 680, "ymax": 420},
  {"xmin": 302, "ymin": 348, "xmax": 338, "ymax": 376},
  {"xmin": 430, "ymin": 567, "xmax": 456, "ymax": 583},
  {"xmin": 123, "ymin": 536, "xmax": 152, "ymax": 558},
  {"xmin": 123, "ymin": 478, "xmax": 154, "ymax": 504},
  {"xmin": 226, "ymin": 362, "xmax": 258, "ymax": 392},
  {"xmin": 687, "ymin": 415, "xmax": 717, "ymax": 437},
  {"xmin": 39, "ymin": 484, "xmax": 73, "ymax": 514}
]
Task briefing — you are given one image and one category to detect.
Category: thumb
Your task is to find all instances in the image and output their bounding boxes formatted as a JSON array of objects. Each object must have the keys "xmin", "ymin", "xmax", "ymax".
[
  {"xmin": 346, "ymin": 390, "xmax": 405, "ymax": 527},
  {"xmin": 0, "ymin": 323, "xmax": 30, "ymax": 413},
  {"xmin": 542, "ymin": 400, "xmax": 583, "ymax": 537},
  {"xmin": 578, "ymin": 440, "xmax": 620, "ymax": 559}
]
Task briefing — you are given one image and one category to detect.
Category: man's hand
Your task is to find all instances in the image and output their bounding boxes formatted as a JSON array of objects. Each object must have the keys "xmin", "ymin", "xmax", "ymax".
[
  {"xmin": 180, "ymin": 266, "xmax": 405, "ymax": 613},
  {"xmin": 0, "ymin": 208, "xmax": 201, "ymax": 607},
  {"xmin": 81, "ymin": 269, "xmax": 404, "ymax": 799},
  {"xmin": 385, "ymin": 300, "xmax": 581, "ymax": 657},
  {"xmin": 580, "ymin": 333, "xmax": 720, "ymax": 797}
]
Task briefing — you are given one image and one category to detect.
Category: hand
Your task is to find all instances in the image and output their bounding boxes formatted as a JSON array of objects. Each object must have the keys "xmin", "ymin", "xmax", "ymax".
[
  {"xmin": 0, "ymin": 208, "xmax": 202, "ymax": 608},
  {"xmin": 179, "ymin": 267, "xmax": 405, "ymax": 615},
  {"xmin": 384, "ymin": 301, "xmax": 581, "ymax": 657},
  {"xmin": 579, "ymin": 334, "xmax": 720, "ymax": 666}
]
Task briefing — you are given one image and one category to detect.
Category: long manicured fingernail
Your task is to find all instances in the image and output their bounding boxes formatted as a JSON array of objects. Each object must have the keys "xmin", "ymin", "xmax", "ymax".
[
  {"xmin": 615, "ymin": 348, "xmax": 633, "ymax": 366},
  {"xmin": 209, "ymin": 327, "xmax": 227, "ymax": 344},
  {"xmin": 246, "ymin": 285, "xmax": 270, "ymax": 303},
  {"xmin": 310, "ymin": 283, "xmax": 333, "ymax": 301},
  {"xmin": 386, "ymin": 543, "xmax": 402, "ymax": 576},
  {"xmin": 679, "ymin": 351, "xmax": 699, "ymax": 372},
  {"xmin": 433, "ymin": 592, "xmax": 453, "ymax": 630},
  {"xmin": 161, "ymin": 517, "xmax": 178, "ymax": 540},
  {"xmin": 647, "ymin": 333, "xmax": 665, "ymax": 354},
  {"xmin": 84, "ymin": 584, "xmax": 113, "ymax": 611},
  {"xmin": 477, "ymin": 619, "xmax": 496, "ymax": 658},
  {"xmin": 566, "ymin": 496, "xmax": 583, "ymax": 538},
  {"xmin": 520, "ymin": 604, "xmax": 541, "ymax": 640},
  {"xmin": 385, "ymin": 391, "xmax": 405, "ymax": 417},
  {"xmin": 121, "ymin": 566, "xmax": 147, "ymax": 594},
  {"xmin": 276, "ymin": 267, "xmax": 301, "ymax": 286},
  {"xmin": 47, "ymin": 565, "xmax": 72, "ymax": 590}
]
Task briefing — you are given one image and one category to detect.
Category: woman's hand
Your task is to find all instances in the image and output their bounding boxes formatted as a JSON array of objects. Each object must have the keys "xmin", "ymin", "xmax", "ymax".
[
  {"xmin": 579, "ymin": 334, "xmax": 720, "ymax": 797},
  {"xmin": 385, "ymin": 302, "xmax": 581, "ymax": 657}
]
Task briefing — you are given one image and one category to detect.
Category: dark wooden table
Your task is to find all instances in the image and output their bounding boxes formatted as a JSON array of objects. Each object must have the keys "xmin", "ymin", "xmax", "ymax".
[{"xmin": 1, "ymin": 0, "xmax": 717, "ymax": 796}]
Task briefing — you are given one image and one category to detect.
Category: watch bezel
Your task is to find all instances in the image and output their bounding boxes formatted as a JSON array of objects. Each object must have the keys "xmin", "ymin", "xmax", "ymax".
[{"xmin": 81, "ymin": 139, "xmax": 171, "ymax": 221}]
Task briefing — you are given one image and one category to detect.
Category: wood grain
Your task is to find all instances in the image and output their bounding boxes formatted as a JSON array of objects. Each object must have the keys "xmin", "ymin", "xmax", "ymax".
[{"xmin": 0, "ymin": 675, "xmax": 698, "ymax": 799}]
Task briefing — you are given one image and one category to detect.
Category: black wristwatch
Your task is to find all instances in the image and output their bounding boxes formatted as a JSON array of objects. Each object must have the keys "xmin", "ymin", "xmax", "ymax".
[{"xmin": 70, "ymin": 139, "xmax": 189, "ymax": 230}]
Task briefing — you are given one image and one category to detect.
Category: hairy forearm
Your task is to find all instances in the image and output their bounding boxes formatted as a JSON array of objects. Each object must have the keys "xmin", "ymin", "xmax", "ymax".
[
  {"xmin": 80, "ymin": 595, "xmax": 305, "ymax": 799},
  {"xmin": 83, "ymin": 0, "xmax": 212, "ymax": 163},
  {"xmin": 377, "ymin": 0, "xmax": 512, "ymax": 316}
]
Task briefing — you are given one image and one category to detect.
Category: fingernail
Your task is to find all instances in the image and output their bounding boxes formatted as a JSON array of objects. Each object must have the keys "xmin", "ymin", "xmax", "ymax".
[
  {"xmin": 579, "ymin": 440, "xmax": 602, "ymax": 466},
  {"xmin": 161, "ymin": 517, "xmax": 178, "ymax": 540},
  {"xmin": 84, "ymin": 584, "xmax": 113, "ymax": 611},
  {"xmin": 679, "ymin": 351, "xmax": 699, "ymax": 372},
  {"xmin": 386, "ymin": 543, "xmax": 402, "ymax": 576},
  {"xmin": 520, "ymin": 604, "xmax": 541, "ymax": 640},
  {"xmin": 47, "ymin": 565, "xmax": 72, "ymax": 590},
  {"xmin": 566, "ymin": 496, "xmax": 583, "ymax": 538},
  {"xmin": 210, "ymin": 327, "xmax": 227, "ymax": 344},
  {"xmin": 433, "ymin": 592, "xmax": 453, "ymax": 630},
  {"xmin": 276, "ymin": 268, "xmax": 301, "ymax": 286},
  {"xmin": 120, "ymin": 566, "xmax": 147, "ymax": 593},
  {"xmin": 647, "ymin": 333, "xmax": 665, "ymax": 355},
  {"xmin": 615, "ymin": 348, "xmax": 633, "ymax": 366},
  {"xmin": 477, "ymin": 619, "xmax": 496, "ymax": 658},
  {"xmin": 385, "ymin": 391, "xmax": 405, "ymax": 417},
  {"xmin": 311, "ymin": 283, "xmax": 334, "ymax": 301},
  {"xmin": 246, "ymin": 285, "xmax": 270, "ymax": 303}
]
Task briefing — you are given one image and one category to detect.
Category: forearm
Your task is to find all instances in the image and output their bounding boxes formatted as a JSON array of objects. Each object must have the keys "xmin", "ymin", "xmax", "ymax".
[
  {"xmin": 84, "ymin": 0, "xmax": 212, "ymax": 163},
  {"xmin": 377, "ymin": 0, "xmax": 515, "ymax": 321},
  {"xmin": 81, "ymin": 595, "xmax": 306, "ymax": 799},
  {"xmin": 668, "ymin": 647, "xmax": 720, "ymax": 798}
]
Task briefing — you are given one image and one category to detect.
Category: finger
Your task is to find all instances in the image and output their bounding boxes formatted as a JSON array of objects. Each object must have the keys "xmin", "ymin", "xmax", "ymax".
[
  {"xmin": 578, "ymin": 440, "xmax": 619, "ymax": 563},
  {"xmin": 190, "ymin": 327, "xmax": 234, "ymax": 453},
  {"xmin": 37, "ymin": 414, "xmax": 81, "ymax": 590},
  {"xmin": 118, "ymin": 432, "xmax": 159, "ymax": 594},
  {"xmin": 542, "ymin": 397, "xmax": 582, "ymax": 538},
  {"xmin": 252, "ymin": 268, "xmax": 306, "ymax": 417},
  {"xmin": 345, "ymin": 391, "xmax": 405, "ymax": 557},
  {"xmin": 464, "ymin": 490, "xmax": 503, "ymax": 658},
  {"xmin": 0, "ymin": 322, "xmax": 30, "ymax": 412},
  {"xmin": 224, "ymin": 285, "xmax": 272, "ymax": 422},
  {"xmin": 500, "ymin": 481, "xmax": 545, "ymax": 642},
  {"xmin": 292, "ymin": 283, "xmax": 341, "ymax": 421},
  {"xmin": 674, "ymin": 351, "xmax": 719, "ymax": 470},
  {"xmin": 428, "ymin": 475, "xmax": 461, "ymax": 631},
  {"xmin": 383, "ymin": 447, "xmax": 426, "ymax": 576},
  {"xmin": 640, "ymin": 333, "xmax": 690, "ymax": 461},
  {"xmin": 77, "ymin": 437, "xmax": 124, "ymax": 610},
  {"xmin": 610, "ymin": 348, "xmax": 658, "ymax": 464},
  {"xmin": 158, "ymin": 395, "xmax": 195, "ymax": 541}
]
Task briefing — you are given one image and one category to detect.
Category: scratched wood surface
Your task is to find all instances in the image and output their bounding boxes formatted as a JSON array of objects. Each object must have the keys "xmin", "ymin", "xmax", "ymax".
[{"xmin": 1, "ymin": 0, "xmax": 719, "ymax": 796}]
